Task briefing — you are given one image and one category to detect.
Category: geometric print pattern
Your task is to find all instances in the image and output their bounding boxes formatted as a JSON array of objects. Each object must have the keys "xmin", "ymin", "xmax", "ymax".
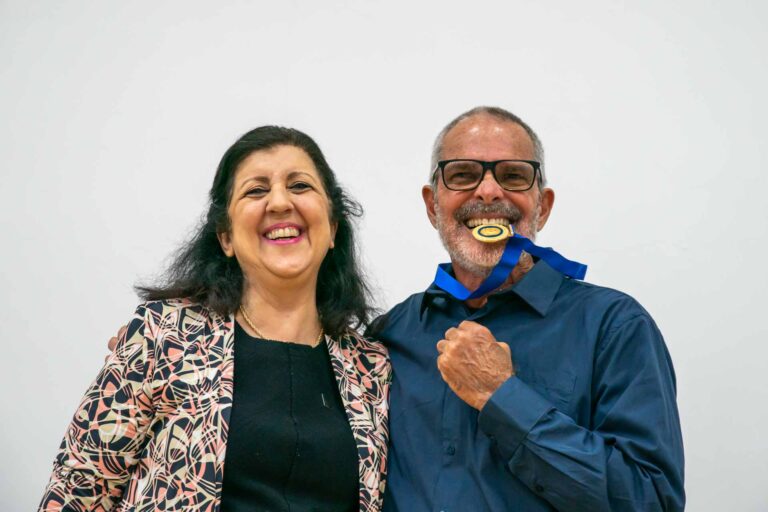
[{"xmin": 39, "ymin": 299, "xmax": 391, "ymax": 511}]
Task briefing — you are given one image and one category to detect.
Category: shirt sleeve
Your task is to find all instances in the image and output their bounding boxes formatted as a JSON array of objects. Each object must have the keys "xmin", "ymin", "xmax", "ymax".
[
  {"xmin": 477, "ymin": 313, "xmax": 685, "ymax": 512},
  {"xmin": 38, "ymin": 303, "xmax": 158, "ymax": 512}
]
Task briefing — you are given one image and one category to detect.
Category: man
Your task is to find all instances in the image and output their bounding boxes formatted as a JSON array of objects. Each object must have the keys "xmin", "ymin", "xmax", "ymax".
[{"xmin": 375, "ymin": 106, "xmax": 685, "ymax": 511}]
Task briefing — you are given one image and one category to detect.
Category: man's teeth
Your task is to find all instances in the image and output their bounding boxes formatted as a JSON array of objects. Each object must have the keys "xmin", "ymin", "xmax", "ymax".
[
  {"xmin": 466, "ymin": 218, "xmax": 510, "ymax": 228},
  {"xmin": 266, "ymin": 227, "xmax": 300, "ymax": 240}
]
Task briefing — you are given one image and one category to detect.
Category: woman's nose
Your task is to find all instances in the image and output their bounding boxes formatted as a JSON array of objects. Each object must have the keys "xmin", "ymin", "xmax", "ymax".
[{"xmin": 266, "ymin": 186, "xmax": 293, "ymax": 213}]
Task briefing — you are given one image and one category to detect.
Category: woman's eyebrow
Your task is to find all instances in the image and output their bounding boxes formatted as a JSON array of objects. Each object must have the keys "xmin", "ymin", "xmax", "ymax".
[
  {"xmin": 287, "ymin": 171, "xmax": 317, "ymax": 181},
  {"xmin": 237, "ymin": 175, "xmax": 270, "ymax": 192}
]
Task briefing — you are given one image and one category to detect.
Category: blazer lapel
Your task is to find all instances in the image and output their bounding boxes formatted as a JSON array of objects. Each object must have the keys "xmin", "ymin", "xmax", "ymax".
[
  {"xmin": 209, "ymin": 311, "xmax": 235, "ymax": 512},
  {"xmin": 326, "ymin": 334, "xmax": 378, "ymax": 509}
]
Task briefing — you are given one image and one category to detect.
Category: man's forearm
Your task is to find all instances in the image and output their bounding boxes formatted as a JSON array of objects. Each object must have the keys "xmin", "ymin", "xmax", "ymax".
[{"xmin": 479, "ymin": 376, "xmax": 684, "ymax": 511}]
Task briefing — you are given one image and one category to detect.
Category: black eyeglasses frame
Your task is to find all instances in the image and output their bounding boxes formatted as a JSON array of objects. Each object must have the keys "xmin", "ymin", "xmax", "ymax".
[{"xmin": 433, "ymin": 159, "xmax": 542, "ymax": 192}]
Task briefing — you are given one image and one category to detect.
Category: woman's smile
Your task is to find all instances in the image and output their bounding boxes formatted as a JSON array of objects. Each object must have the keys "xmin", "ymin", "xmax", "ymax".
[{"xmin": 263, "ymin": 222, "xmax": 305, "ymax": 244}]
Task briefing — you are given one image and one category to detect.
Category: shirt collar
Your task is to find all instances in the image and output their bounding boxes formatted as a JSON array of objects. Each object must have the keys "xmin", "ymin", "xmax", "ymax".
[{"xmin": 421, "ymin": 259, "xmax": 564, "ymax": 317}]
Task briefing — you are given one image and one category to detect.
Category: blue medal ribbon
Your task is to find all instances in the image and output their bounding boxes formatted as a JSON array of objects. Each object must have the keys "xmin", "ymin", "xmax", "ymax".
[{"xmin": 433, "ymin": 233, "xmax": 588, "ymax": 300}]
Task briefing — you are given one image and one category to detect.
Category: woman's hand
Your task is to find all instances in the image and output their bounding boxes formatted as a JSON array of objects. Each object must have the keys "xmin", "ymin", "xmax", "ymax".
[{"xmin": 105, "ymin": 325, "xmax": 127, "ymax": 360}]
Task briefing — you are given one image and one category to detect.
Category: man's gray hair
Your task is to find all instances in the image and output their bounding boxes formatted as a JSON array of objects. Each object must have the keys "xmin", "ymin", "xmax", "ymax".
[{"xmin": 429, "ymin": 106, "xmax": 547, "ymax": 188}]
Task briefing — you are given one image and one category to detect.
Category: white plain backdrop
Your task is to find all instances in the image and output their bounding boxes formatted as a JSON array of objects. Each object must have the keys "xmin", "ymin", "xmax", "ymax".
[{"xmin": 2, "ymin": 1, "xmax": 766, "ymax": 510}]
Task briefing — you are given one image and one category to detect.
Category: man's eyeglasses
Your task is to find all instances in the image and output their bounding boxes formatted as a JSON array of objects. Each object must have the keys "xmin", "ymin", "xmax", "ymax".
[{"xmin": 433, "ymin": 159, "xmax": 541, "ymax": 192}]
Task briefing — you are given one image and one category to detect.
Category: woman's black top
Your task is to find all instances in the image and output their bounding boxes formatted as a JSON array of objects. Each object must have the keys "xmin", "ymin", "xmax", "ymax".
[{"xmin": 220, "ymin": 323, "xmax": 359, "ymax": 512}]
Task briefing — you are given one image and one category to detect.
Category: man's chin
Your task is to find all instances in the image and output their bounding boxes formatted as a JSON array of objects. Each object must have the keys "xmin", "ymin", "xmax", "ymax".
[
  {"xmin": 437, "ymin": 226, "xmax": 505, "ymax": 277},
  {"xmin": 447, "ymin": 245, "xmax": 504, "ymax": 278}
]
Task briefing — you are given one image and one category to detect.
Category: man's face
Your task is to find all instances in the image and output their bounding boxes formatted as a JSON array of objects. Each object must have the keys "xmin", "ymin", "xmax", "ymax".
[{"xmin": 422, "ymin": 115, "xmax": 555, "ymax": 277}]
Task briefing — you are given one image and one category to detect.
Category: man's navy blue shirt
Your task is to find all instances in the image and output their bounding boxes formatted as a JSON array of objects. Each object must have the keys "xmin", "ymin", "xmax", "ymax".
[{"xmin": 377, "ymin": 261, "xmax": 685, "ymax": 512}]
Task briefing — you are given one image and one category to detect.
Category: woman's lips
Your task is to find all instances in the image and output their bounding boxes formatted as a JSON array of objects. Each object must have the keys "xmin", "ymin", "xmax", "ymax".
[
  {"xmin": 263, "ymin": 223, "xmax": 304, "ymax": 244},
  {"xmin": 263, "ymin": 231, "xmax": 306, "ymax": 245},
  {"xmin": 265, "ymin": 226, "xmax": 301, "ymax": 240}
]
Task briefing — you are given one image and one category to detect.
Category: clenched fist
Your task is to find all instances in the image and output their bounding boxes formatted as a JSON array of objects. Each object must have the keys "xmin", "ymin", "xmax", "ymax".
[{"xmin": 436, "ymin": 321, "xmax": 514, "ymax": 410}]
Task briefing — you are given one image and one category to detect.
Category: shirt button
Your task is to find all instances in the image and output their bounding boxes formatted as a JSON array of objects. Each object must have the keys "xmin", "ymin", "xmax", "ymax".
[
  {"xmin": 534, "ymin": 483, "xmax": 545, "ymax": 493},
  {"xmin": 446, "ymin": 445, "xmax": 456, "ymax": 455}
]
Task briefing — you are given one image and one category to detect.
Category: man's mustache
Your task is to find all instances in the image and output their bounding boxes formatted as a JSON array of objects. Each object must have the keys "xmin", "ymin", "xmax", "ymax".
[{"xmin": 453, "ymin": 202, "xmax": 523, "ymax": 224}]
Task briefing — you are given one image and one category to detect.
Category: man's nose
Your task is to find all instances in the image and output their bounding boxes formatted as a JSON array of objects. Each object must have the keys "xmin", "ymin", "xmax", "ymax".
[{"xmin": 473, "ymin": 170, "xmax": 504, "ymax": 203}]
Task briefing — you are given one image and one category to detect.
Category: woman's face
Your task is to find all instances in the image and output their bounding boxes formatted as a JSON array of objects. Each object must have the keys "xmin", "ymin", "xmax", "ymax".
[{"xmin": 218, "ymin": 145, "xmax": 336, "ymax": 286}]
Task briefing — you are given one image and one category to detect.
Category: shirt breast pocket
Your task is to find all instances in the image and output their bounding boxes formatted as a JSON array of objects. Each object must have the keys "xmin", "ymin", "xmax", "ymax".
[{"xmin": 519, "ymin": 367, "xmax": 577, "ymax": 413}]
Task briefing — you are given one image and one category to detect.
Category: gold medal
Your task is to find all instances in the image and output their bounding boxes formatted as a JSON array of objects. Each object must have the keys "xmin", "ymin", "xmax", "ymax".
[{"xmin": 472, "ymin": 224, "xmax": 513, "ymax": 243}]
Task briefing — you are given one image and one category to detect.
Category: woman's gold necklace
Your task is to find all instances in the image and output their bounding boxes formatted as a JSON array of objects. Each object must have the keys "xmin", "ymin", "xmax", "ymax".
[{"xmin": 239, "ymin": 305, "xmax": 324, "ymax": 346}]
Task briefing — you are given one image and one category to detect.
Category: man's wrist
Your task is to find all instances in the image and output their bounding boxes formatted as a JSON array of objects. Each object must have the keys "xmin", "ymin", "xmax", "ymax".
[
  {"xmin": 478, "ymin": 376, "xmax": 554, "ymax": 459},
  {"xmin": 477, "ymin": 370, "xmax": 516, "ymax": 411}
]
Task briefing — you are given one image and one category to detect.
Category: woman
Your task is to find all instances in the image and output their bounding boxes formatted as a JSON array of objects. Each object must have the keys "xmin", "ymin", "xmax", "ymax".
[{"xmin": 39, "ymin": 126, "xmax": 390, "ymax": 511}]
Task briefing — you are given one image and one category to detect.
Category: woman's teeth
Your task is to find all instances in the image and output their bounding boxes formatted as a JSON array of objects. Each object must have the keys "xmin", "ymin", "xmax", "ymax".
[
  {"xmin": 266, "ymin": 227, "xmax": 300, "ymax": 240},
  {"xmin": 465, "ymin": 218, "xmax": 510, "ymax": 228}
]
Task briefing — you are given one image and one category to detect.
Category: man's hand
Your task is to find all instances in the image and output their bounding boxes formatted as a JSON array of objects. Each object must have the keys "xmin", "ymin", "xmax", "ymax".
[
  {"xmin": 105, "ymin": 325, "xmax": 127, "ymax": 361},
  {"xmin": 511, "ymin": 251, "xmax": 534, "ymax": 284},
  {"xmin": 436, "ymin": 321, "xmax": 514, "ymax": 410}
]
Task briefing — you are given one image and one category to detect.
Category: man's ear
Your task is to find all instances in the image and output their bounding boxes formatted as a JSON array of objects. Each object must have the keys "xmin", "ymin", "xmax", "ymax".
[
  {"xmin": 422, "ymin": 185, "xmax": 438, "ymax": 229},
  {"xmin": 535, "ymin": 187, "xmax": 555, "ymax": 231},
  {"xmin": 217, "ymin": 231, "xmax": 235, "ymax": 257}
]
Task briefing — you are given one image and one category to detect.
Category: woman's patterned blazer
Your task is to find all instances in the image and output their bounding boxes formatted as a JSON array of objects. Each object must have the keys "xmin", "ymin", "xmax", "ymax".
[{"xmin": 39, "ymin": 299, "xmax": 391, "ymax": 511}]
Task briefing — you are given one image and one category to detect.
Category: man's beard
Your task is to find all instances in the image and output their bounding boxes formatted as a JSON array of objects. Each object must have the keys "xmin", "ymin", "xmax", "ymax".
[{"xmin": 435, "ymin": 200, "xmax": 540, "ymax": 278}]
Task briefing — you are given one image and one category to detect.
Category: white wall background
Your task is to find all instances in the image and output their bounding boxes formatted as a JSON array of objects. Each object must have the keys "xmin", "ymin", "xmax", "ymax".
[{"xmin": 1, "ymin": 0, "xmax": 766, "ymax": 509}]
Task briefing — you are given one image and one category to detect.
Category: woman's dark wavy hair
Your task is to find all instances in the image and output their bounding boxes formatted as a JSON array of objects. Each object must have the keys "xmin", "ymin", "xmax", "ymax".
[{"xmin": 136, "ymin": 126, "xmax": 376, "ymax": 337}]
